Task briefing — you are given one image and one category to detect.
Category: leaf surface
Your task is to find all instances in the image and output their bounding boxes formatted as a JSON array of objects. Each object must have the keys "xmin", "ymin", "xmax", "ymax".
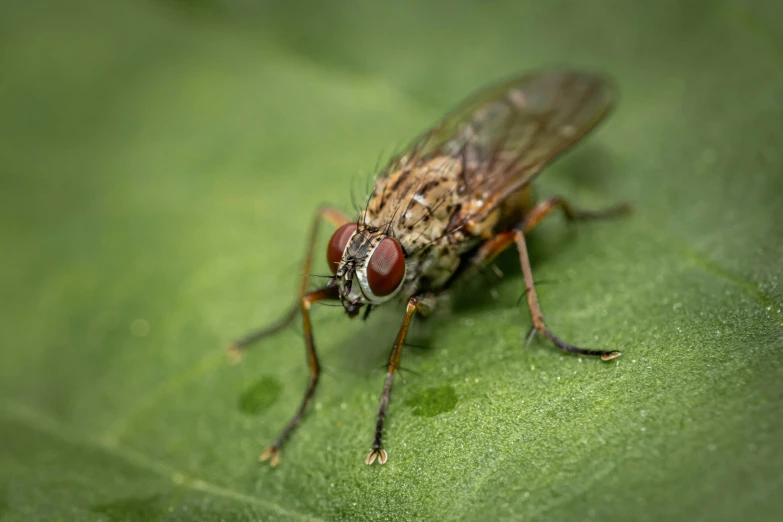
[{"xmin": 1, "ymin": 1, "xmax": 782, "ymax": 520}]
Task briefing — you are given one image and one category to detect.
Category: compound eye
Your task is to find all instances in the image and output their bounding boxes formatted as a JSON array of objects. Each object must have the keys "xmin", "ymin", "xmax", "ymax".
[
  {"xmin": 327, "ymin": 223, "xmax": 357, "ymax": 274},
  {"xmin": 367, "ymin": 238, "xmax": 405, "ymax": 297}
]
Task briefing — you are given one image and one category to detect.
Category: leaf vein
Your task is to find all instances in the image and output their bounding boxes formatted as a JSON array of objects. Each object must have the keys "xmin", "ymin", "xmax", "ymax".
[{"xmin": 0, "ymin": 399, "xmax": 322, "ymax": 522}]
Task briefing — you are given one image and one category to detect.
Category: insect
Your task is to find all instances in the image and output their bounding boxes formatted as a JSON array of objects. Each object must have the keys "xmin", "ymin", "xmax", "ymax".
[{"xmin": 229, "ymin": 69, "xmax": 631, "ymax": 467}]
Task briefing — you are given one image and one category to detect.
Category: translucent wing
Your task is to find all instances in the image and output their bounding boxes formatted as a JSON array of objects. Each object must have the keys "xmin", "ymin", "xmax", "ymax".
[{"xmin": 386, "ymin": 70, "xmax": 616, "ymax": 223}]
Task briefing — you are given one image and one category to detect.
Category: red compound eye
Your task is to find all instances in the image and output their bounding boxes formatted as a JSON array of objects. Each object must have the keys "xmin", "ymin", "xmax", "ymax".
[
  {"xmin": 366, "ymin": 237, "xmax": 405, "ymax": 297},
  {"xmin": 327, "ymin": 223, "xmax": 357, "ymax": 274}
]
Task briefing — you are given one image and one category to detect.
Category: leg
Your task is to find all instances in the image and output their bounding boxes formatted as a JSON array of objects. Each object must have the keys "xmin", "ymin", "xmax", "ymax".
[
  {"xmin": 449, "ymin": 197, "xmax": 629, "ymax": 286},
  {"xmin": 259, "ymin": 284, "xmax": 340, "ymax": 466},
  {"xmin": 512, "ymin": 228, "xmax": 619, "ymax": 360},
  {"xmin": 519, "ymin": 196, "xmax": 626, "ymax": 359},
  {"xmin": 521, "ymin": 196, "xmax": 631, "ymax": 232},
  {"xmin": 366, "ymin": 295, "xmax": 433, "ymax": 465},
  {"xmin": 228, "ymin": 206, "xmax": 349, "ymax": 360},
  {"xmin": 463, "ymin": 196, "xmax": 630, "ymax": 270},
  {"xmin": 460, "ymin": 196, "xmax": 626, "ymax": 358}
]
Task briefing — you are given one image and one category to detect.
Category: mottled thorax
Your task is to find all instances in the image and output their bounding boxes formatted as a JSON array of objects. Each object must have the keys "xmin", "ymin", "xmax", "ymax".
[
  {"xmin": 360, "ymin": 156, "xmax": 480, "ymax": 294},
  {"xmin": 363, "ymin": 156, "xmax": 465, "ymax": 252}
]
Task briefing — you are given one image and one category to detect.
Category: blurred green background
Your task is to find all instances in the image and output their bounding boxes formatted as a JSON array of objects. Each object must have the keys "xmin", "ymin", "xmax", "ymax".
[{"xmin": 1, "ymin": 0, "xmax": 782, "ymax": 520}]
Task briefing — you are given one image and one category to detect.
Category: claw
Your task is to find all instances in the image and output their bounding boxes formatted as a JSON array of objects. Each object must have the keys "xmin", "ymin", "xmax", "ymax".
[
  {"xmin": 259, "ymin": 446, "xmax": 281, "ymax": 467},
  {"xmin": 365, "ymin": 448, "xmax": 388, "ymax": 465},
  {"xmin": 524, "ymin": 327, "xmax": 537, "ymax": 348}
]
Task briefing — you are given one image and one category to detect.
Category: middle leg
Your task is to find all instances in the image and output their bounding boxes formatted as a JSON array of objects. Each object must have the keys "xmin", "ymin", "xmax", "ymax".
[
  {"xmin": 228, "ymin": 206, "xmax": 350, "ymax": 358},
  {"xmin": 512, "ymin": 227, "xmax": 620, "ymax": 360},
  {"xmin": 458, "ymin": 201, "xmax": 624, "ymax": 358}
]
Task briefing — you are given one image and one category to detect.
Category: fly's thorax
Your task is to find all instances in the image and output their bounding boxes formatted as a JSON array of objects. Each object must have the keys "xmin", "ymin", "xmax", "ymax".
[
  {"xmin": 358, "ymin": 155, "xmax": 486, "ymax": 294},
  {"xmin": 364, "ymin": 156, "xmax": 466, "ymax": 252}
]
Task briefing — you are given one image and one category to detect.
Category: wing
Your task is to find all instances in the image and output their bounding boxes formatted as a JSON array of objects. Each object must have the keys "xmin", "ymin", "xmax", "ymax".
[{"xmin": 384, "ymin": 69, "xmax": 616, "ymax": 224}]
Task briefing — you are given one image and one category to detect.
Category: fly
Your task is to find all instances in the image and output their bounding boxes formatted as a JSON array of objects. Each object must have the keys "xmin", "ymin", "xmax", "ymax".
[{"xmin": 229, "ymin": 69, "xmax": 631, "ymax": 466}]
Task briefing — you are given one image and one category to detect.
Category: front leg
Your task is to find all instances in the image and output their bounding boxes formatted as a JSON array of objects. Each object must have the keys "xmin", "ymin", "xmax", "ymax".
[
  {"xmin": 259, "ymin": 284, "xmax": 340, "ymax": 467},
  {"xmin": 366, "ymin": 294, "xmax": 434, "ymax": 465}
]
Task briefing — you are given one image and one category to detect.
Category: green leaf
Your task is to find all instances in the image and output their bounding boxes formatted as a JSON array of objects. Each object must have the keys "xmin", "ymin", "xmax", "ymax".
[{"xmin": 1, "ymin": 0, "xmax": 782, "ymax": 520}]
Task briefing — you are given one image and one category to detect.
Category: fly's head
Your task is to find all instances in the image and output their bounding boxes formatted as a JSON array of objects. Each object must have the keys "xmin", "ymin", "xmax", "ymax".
[{"xmin": 326, "ymin": 223, "xmax": 406, "ymax": 317}]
